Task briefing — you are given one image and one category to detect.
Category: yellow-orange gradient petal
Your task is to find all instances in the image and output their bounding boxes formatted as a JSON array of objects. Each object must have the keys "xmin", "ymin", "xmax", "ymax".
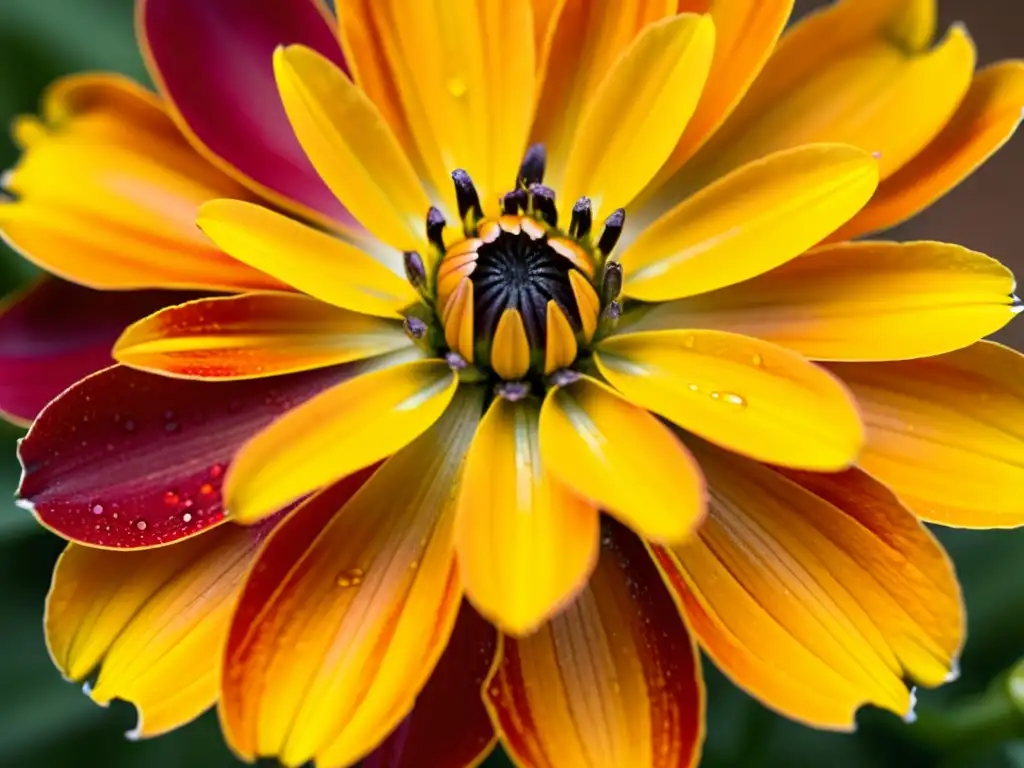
[
  {"xmin": 274, "ymin": 44, "xmax": 431, "ymax": 251},
  {"xmin": 620, "ymin": 145, "xmax": 878, "ymax": 302},
  {"xmin": 113, "ymin": 293, "xmax": 411, "ymax": 380},
  {"xmin": 0, "ymin": 73, "xmax": 280, "ymax": 293},
  {"xmin": 560, "ymin": 13, "xmax": 714, "ymax": 218},
  {"xmin": 198, "ymin": 200, "xmax": 418, "ymax": 317},
  {"xmin": 225, "ymin": 358, "xmax": 457, "ymax": 523},
  {"xmin": 687, "ymin": 0, "xmax": 974, "ymax": 184},
  {"xmin": 830, "ymin": 342, "xmax": 1024, "ymax": 528},
  {"xmin": 539, "ymin": 375, "xmax": 705, "ymax": 543},
  {"xmin": 832, "ymin": 61, "xmax": 1024, "ymax": 241},
  {"xmin": 642, "ymin": 0, "xmax": 793, "ymax": 197},
  {"xmin": 625, "ymin": 241, "xmax": 1016, "ymax": 362},
  {"xmin": 490, "ymin": 309, "xmax": 531, "ymax": 381},
  {"xmin": 596, "ymin": 330, "xmax": 863, "ymax": 470},
  {"xmin": 382, "ymin": 0, "xmax": 536, "ymax": 214},
  {"xmin": 456, "ymin": 396, "xmax": 599, "ymax": 635},
  {"xmin": 531, "ymin": 0, "xmax": 679, "ymax": 192},
  {"xmin": 46, "ymin": 520, "xmax": 269, "ymax": 739},
  {"xmin": 486, "ymin": 520, "xmax": 705, "ymax": 768},
  {"xmin": 653, "ymin": 440, "xmax": 963, "ymax": 729},
  {"xmin": 221, "ymin": 389, "xmax": 482, "ymax": 768}
]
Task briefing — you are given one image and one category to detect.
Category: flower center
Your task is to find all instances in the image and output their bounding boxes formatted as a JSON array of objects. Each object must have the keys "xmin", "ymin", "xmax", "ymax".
[{"xmin": 404, "ymin": 145, "xmax": 627, "ymax": 386}]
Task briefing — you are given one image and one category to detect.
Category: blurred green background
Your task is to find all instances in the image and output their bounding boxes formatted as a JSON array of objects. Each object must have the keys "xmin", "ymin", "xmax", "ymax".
[{"xmin": 1, "ymin": 1, "xmax": 1023, "ymax": 766}]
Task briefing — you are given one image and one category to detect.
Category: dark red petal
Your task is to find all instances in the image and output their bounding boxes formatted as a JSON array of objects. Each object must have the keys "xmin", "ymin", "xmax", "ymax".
[
  {"xmin": 18, "ymin": 362, "xmax": 356, "ymax": 548},
  {"xmin": 365, "ymin": 603, "xmax": 498, "ymax": 768},
  {"xmin": 0, "ymin": 279, "xmax": 187, "ymax": 424},
  {"xmin": 138, "ymin": 0, "xmax": 355, "ymax": 227}
]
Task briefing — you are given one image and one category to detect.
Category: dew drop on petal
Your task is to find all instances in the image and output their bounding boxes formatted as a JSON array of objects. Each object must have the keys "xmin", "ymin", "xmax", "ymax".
[
  {"xmin": 163, "ymin": 491, "xmax": 179, "ymax": 507},
  {"xmin": 136, "ymin": 520, "xmax": 148, "ymax": 531},
  {"xmin": 199, "ymin": 483, "xmax": 215, "ymax": 497},
  {"xmin": 687, "ymin": 383, "xmax": 700, "ymax": 393},
  {"xmin": 182, "ymin": 513, "xmax": 193, "ymax": 523},
  {"xmin": 711, "ymin": 391, "xmax": 746, "ymax": 408},
  {"xmin": 752, "ymin": 353, "xmax": 763, "ymax": 368},
  {"xmin": 91, "ymin": 504, "xmax": 104, "ymax": 515},
  {"xmin": 209, "ymin": 464, "xmax": 225, "ymax": 480},
  {"xmin": 336, "ymin": 567, "xmax": 365, "ymax": 588}
]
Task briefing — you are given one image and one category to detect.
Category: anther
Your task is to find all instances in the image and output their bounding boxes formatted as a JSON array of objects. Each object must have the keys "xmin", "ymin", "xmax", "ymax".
[
  {"xmin": 502, "ymin": 188, "xmax": 527, "ymax": 215},
  {"xmin": 403, "ymin": 251, "xmax": 427, "ymax": 292},
  {"xmin": 425, "ymin": 206, "xmax": 446, "ymax": 253},
  {"xmin": 598, "ymin": 208, "xmax": 625, "ymax": 254},
  {"xmin": 452, "ymin": 169, "xmax": 484, "ymax": 223},
  {"xmin": 403, "ymin": 316, "xmax": 427, "ymax": 340},
  {"xmin": 496, "ymin": 380, "xmax": 532, "ymax": 402},
  {"xmin": 529, "ymin": 184, "xmax": 558, "ymax": 226},
  {"xmin": 604, "ymin": 300, "xmax": 622, "ymax": 322},
  {"xmin": 569, "ymin": 197, "xmax": 592, "ymax": 240},
  {"xmin": 549, "ymin": 369, "xmax": 581, "ymax": 388},
  {"xmin": 445, "ymin": 351, "xmax": 468, "ymax": 371},
  {"xmin": 601, "ymin": 261, "xmax": 623, "ymax": 305},
  {"xmin": 518, "ymin": 144, "xmax": 547, "ymax": 187}
]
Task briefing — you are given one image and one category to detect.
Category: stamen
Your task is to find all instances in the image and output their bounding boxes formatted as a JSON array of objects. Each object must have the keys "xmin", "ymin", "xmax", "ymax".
[
  {"xmin": 452, "ymin": 169, "xmax": 484, "ymax": 223},
  {"xmin": 496, "ymin": 380, "xmax": 532, "ymax": 402},
  {"xmin": 426, "ymin": 206, "xmax": 447, "ymax": 253},
  {"xmin": 403, "ymin": 251, "xmax": 427, "ymax": 291},
  {"xmin": 569, "ymin": 197, "xmax": 592, "ymax": 240},
  {"xmin": 529, "ymin": 184, "xmax": 558, "ymax": 226},
  {"xmin": 518, "ymin": 143, "xmax": 547, "ymax": 187},
  {"xmin": 598, "ymin": 208, "xmax": 626, "ymax": 255},
  {"xmin": 604, "ymin": 300, "xmax": 622, "ymax": 321},
  {"xmin": 502, "ymin": 188, "xmax": 527, "ymax": 215},
  {"xmin": 403, "ymin": 316, "xmax": 427, "ymax": 339},
  {"xmin": 601, "ymin": 261, "xmax": 623, "ymax": 305},
  {"xmin": 445, "ymin": 351, "xmax": 468, "ymax": 371},
  {"xmin": 548, "ymin": 368, "xmax": 581, "ymax": 388}
]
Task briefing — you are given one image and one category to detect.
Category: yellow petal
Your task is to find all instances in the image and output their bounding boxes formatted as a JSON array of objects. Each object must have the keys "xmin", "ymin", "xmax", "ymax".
[
  {"xmin": 831, "ymin": 61, "xmax": 1024, "ymax": 241},
  {"xmin": 539, "ymin": 375, "xmax": 705, "ymax": 543},
  {"xmin": 620, "ymin": 144, "xmax": 878, "ymax": 302},
  {"xmin": 560, "ymin": 13, "xmax": 715, "ymax": 217},
  {"xmin": 596, "ymin": 330, "xmax": 864, "ymax": 470},
  {"xmin": 46, "ymin": 522, "xmax": 266, "ymax": 738},
  {"xmin": 197, "ymin": 199, "xmax": 419, "ymax": 318},
  {"xmin": 113, "ymin": 293, "xmax": 411, "ymax": 380},
  {"xmin": 688, "ymin": 0, "xmax": 973, "ymax": 184},
  {"xmin": 487, "ymin": 520, "xmax": 705, "ymax": 768},
  {"xmin": 221, "ymin": 389, "xmax": 482, "ymax": 768},
  {"xmin": 442, "ymin": 277, "xmax": 476, "ymax": 364},
  {"xmin": 456, "ymin": 397, "xmax": 599, "ymax": 635},
  {"xmin": 0, "ymin": 73, "xmax": 277, "ymax": 292},
  {"xmin": 491, "ymin": 309, "xmax": 531, "ymax": 380},
  {"xmin": 225, "ymin": 359, "xmax": 458, "ymax": 523},
  {"xmin": 532, "ymin": 0, "xmax": 679, "ymax": 192},
  {"xmin": 544, "ymin": 300, "xmax": 578, "ymax": 374},
  {"xmin": 654, "ymin": 440, "xmax": 962, "ymax": 728},
  {"xmin": 829, "ymin": 342, "xmax": 1024, "ymax": 528},
  {"xmin": 274, "ymin": 44, "xmax": 430, "ymax": 251},
  {"xmin": 569, "ymin": 270, "xmax": 600, "ymax": 342},
  {"xmin": 383, "ymin": 0, "xmax": 536, "ymax": 213},
  {"xmin": 639, "ymin": 0, "xmax": 793, "ymax": 201},
  {"xmin": 626, "ymin": 240, "xmax": 1017, "ymax": 361}
]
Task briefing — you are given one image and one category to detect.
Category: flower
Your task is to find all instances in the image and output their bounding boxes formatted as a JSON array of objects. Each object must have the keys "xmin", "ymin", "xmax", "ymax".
[{"xmin": 3, "ymin": 0, "xmax": 1024, "ymax": 765}]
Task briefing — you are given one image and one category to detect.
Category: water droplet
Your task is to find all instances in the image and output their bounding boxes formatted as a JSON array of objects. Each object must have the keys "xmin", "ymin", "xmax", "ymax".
[
  {"xmin": 209, "ymin": 464, "xmax": 225, "ymax": 479},
  {"xmin": 409, "ymin": 560, "xmax": 419, "ymax": 571},
  {"xmin": 687, "ymin": 383, "xmax": 700, "ymax": 393},
  {"xmin": 182, "ymin": 513, "xmax": 193, "ymax": 523},
  {"xmin": 711, "ymin": 391, "xmax": 746, "ymax": 408},
  {"xmin": 336, "ymin": 567, "xmax": 365, "ymax": 587},
  {"xmin": 752, "ymin": 353, "xmax": 763, "ymax": 368},
  {"xmin": 446, "ymin": 76, "xmax": 467, "ymax": 97},
  {"xmin": 136, "ymin": 520, "xmax": 148, "ymax": 531},
  {"xmin": 163, "ymin": 491, "xmax": 179, "ymax": 506},
  {"xmin": 200, "ymin": 483, "xmax": 215, "ymax": 497},
  {"xmin": 91, "ymin": 504, "xmax": 104, "ymax": 515}
]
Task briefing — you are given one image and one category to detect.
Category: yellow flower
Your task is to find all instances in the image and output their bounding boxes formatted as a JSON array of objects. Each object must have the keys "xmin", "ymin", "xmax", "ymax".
[{"xmin": 3, "ymin": 0, "xmax": 1024, "ymax": 765}]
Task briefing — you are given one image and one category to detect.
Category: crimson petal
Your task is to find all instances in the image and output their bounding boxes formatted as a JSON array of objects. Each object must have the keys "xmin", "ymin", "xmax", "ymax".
[
  {"xmin": 0, "ymin": 279, "xmax": 188, "ymax": 425},
  {"xmin": 365, "ymin": 603, "xmax": 498, "ymax": 768},
  {"xmin": 18, "ymin": 363, "xmax": 357, "ymax": 548},
  {"xmin": 138, "ymin": 0, "xmax": 355, "ymax": 227}
]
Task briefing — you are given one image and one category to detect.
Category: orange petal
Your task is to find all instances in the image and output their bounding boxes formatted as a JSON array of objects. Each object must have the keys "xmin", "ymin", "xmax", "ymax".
[
  {"xmin": 620, "ymin": 144, "xmax": 878, "ymax": 302},
  {"xmin": 596, "ymin": 330, "xmax": 864, "ymax": 470},
  {"xmin": 456, "ymin": 396, "xmax": 599, "ymax": 635},
  {"xmin": 654, "ymin": 440, "xmax": 963, "ymax": 729},
  {"xmin": 365, "ymin": 604, "xmax": 498, "ymax": 768},
  {"xmin": 829, "ymin": 342, "xmax": 1024, "ymax": 528},
  {"xmin": 544, "ymin": 300, "xmax": 578, "ymax": 374},
  {"xmin": 625, "ymin": 240, "xmax": 1017, "ymax": 361},
  {"xmin": 531, "ymin": 0, "xmax": 678, "ymax": 191},
  {"xmin": 114, "ymin": 293, "xmax": 412, "ymax": 380},
  {"xmin": 225, "ymin": 358, "xmax": 457, "ymax": 523},
  {"xmin": 487, "ymin": 520, "xmax": 705, "ymax": 768},
  {"xmin": 0, "ymin": 73, "xmax": 279, "ymax": 292},
  {"xmin": 831, "ymin": 60, "xmax": 1024, "ymax": 241},
  {"xmin": 46, "ymin": 520, "xmax": 272, "ymax": 738},
  {"xmin": 539, "ymin": 375, "xmax": 705, "ymax": 543},
  {"xmin": 221, "ymin": 390, "xmax": 483, "ymax": 767},
  {"xmin": 686, "ymin": 0, "xmax": 974, "ymax": 185},
  {"xmin": 641, "ymin": 0, "xmax": 794, "ymax": 199},
  {"xmin": 490, "ymin": 309, "xmax": 532, "ymax": 381}
]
